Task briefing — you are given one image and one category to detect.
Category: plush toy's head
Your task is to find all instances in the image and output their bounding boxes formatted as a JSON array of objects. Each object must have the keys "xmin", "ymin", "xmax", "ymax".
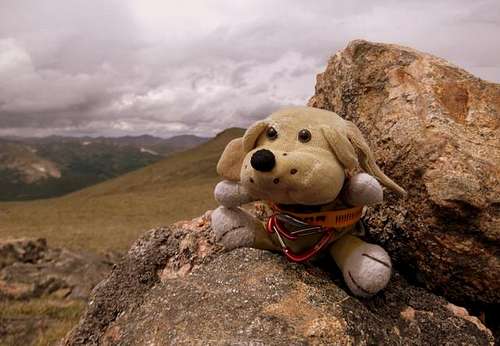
[{"xmin": 217, "ymin": 106, "xmax": 405, "ymax": 205}]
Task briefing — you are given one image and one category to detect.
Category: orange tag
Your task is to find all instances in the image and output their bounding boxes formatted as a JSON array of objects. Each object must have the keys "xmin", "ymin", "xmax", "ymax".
[{"xmin": 270, "ymin": 203, "xmax": 363, "ymax": 229}]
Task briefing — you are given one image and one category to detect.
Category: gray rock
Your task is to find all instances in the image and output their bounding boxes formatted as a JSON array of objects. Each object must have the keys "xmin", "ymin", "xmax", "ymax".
[
  {"xmin": 0, "ymin": 238, "xmax": 117, "ymax": 345},
  {"xmin": 0, "ymin": 238, "xmax": 115, "ymax": 301},
  {"xmin": 0, "ymin": 238, "xmax": 47, "ymax": 270},
  {"xmin": 64, "ymin": 214, "xmax": 493, "ymax": 345}
]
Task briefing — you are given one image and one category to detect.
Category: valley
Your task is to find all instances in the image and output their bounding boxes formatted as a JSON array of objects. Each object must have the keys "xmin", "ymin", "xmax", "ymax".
[
  {"xmin": 0, "ymin": 134, "xmax": 208, "ymax": 201},
  {"xmin": 0, "ymin": 128, "xmax": 243, "ymax": 253}
]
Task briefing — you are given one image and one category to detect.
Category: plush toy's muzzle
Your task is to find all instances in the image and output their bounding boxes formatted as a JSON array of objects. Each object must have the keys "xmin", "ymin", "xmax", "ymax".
[{"xmin": 241, "ymin": 146, "xmax": 346, "ymax": 205}]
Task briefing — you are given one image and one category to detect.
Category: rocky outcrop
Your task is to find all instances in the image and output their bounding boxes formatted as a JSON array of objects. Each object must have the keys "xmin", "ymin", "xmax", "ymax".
[
  {"xmin": 0, "ymin": 238, "xmax": 115, "ymax": 301},
  {"xmin": 0, "ymin": 238, "xmax": 116, "ymax": 345},
  {"xmin": 65, "ymin": 213, "xmax": 494, "ymax": 345},
  {"xmin": 309, "ymin": 40, "xmax": 499, "ymax": 310},
  {"xmin": 0, "ymin": 238, "xmax": 48, "ymax": 269}
]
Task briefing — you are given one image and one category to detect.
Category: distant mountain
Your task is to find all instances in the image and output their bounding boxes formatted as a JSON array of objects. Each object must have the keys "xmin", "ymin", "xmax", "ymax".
[
  {"xmin": 0, "ymin": 134, "xmax": 209, "ymax": 201},
  {"xmin": 0, "ymin": 128, "xmax": 245, "ymax": 252}
]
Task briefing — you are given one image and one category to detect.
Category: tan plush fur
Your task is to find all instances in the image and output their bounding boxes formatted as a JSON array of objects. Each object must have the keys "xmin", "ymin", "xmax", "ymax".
[
  {"xmin": 218, "ymin": 106, "xmax": 405, "ymax": 202},
  {"xmin": 213, "ymin": 106, "xmax": 406, "ymax": 297}
]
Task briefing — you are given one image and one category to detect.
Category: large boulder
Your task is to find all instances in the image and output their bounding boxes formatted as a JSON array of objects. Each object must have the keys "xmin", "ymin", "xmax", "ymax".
[
  {"xmin": 308, "ymin": 40, "xmax": 499, "ymax": 309},
  {"xmin": 65, "ymin": 214, "xmax": 494, "ymax": 345}
]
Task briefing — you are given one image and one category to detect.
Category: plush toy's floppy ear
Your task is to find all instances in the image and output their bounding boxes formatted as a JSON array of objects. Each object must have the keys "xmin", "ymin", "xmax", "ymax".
[
  {"xmin": 242, "ymin": 121, "xmax": 268, "ymax": 152},
  {"xmin": 216, "ymin": 120, "xmax": 268, "ymax": 181},
  {"xmin": 217, "ymin": 138, "xmax": 245, "ymax": 181},
  {"xmin": 321, "ymin": 121, "xmax": 406, "ymax": 196}
]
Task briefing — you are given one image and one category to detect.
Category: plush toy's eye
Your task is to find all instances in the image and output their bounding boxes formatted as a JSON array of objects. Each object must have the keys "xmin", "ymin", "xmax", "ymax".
[
  {"xmin": 266, "ymin": 127, "xmax": 278, "ymax": 140},
  {"xmin": 298, "ymin": 129, "xmax": 311, "ymax": 143}
]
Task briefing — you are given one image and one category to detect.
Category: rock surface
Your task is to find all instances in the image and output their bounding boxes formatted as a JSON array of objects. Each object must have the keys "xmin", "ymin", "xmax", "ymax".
[
  {"xmin": 0, "ymin": 238, "xmax": 48, "ymax": 270},
  {"xmin": 0, "ymin": 238, "xmax": 116, "ymax": 345},
  {"xmin": 309, "ymin": 40, "xmax": 499, "ymax": 309},
  {"xmin": 0, "ymin": 238, "xmax": 115, "ymax": 301},
  {"xmin": 65, "ymin": 214, "xmax": 494, "ymax": 345}
]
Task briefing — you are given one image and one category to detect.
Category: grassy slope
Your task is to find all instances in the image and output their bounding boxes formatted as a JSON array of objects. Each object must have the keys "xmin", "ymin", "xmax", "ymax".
[
  {"xmin": 0, "ymin": 135, "xmax": 208, "ymax": 201},
  {"xmin": 0, "ymin": 298, "xmax": 84, "ymax": 346},
  {"xmin": 0, "ymin": 128, "xmax": 243, "ymax": 253}
]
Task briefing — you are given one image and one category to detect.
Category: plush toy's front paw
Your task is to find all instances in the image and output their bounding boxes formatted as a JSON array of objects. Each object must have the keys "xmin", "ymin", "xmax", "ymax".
[
  {"xmin": 342, "ymin": 243, "xmax": 392, "ymax": 297},
  {"xmin": 214, "ymin": 180, "xmax": 255, "ymax": 208},
  {"xmin": 211, "ymin": 206, "xmax": 259, "ymax": 251},
  {"xmin": 345, "ymin": 173, "xmax": 383, "ymax": 206}
]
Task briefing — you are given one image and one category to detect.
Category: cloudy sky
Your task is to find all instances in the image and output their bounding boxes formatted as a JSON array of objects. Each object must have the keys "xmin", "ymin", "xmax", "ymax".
[{"xmin": 0, "ymin": 0, "xmax": 499, "ymax": 138}]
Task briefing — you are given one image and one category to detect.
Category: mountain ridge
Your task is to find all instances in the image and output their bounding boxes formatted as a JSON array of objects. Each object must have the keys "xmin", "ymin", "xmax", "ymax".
[
  {"xmin": 0, "ymin": 133, "xmax": 209, "ymax": 201},
  {"xmin": 0, "ymin": 128, "xmax": 244, "ymax": 252}
]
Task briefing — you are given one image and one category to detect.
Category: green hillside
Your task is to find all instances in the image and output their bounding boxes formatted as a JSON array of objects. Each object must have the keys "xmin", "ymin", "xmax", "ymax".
[
  {"xmin": 0, "ymin": 128, "xmax": 244, "ymax": 253},
  {"xmin": 0, "ymin": 134, "xmax": 208, "ymax": 201}
]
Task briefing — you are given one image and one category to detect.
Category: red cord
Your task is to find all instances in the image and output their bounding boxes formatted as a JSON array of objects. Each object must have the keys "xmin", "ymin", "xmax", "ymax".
[{"xmin": 266, "ymin": 214, "xmax": 335, "ymax": 263}]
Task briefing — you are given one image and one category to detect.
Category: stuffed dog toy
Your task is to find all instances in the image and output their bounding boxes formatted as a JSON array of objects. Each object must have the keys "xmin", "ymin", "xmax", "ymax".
[{"xmin": 212, "ymin": 106, "xmax": 406, "ymax": 297}]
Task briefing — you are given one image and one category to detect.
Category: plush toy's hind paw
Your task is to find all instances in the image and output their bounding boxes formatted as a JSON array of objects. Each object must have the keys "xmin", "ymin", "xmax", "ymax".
[
  {"xmin": 342, "ymin": 243, "xmax": 392, "ymax": 298},
  {"xmin": 211, "ymin": 206, "xmax": 260, "ymax": 250}
]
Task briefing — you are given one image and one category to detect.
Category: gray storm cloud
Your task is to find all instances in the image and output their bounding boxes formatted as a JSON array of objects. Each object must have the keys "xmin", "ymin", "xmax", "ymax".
[{"xmin": 0, "ymin": 0, "xmax": 499, "ymax": 137}]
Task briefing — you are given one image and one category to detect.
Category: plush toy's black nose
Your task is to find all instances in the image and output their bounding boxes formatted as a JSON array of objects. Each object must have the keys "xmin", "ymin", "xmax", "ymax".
[{"xmin": 251, "ymin": 149, "xmax": 276, "ymax": 172}]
